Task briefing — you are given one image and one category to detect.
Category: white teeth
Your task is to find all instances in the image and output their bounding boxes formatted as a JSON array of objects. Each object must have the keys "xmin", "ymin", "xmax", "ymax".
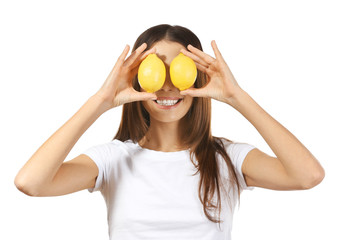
[{"xmin": 156, "ymin": 99, "xmax": 180, "ymax": 106}]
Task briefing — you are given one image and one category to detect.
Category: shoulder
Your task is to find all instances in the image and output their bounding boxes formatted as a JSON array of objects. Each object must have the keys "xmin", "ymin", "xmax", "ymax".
[
  {"xmin": 215, "ymin": 136, "xmax": 254, "ymax": 149},
  {"xmin": 82, "ymin": 139, "xmax": 133, "ymax": 159},
  {"xmin": 214, "ymin": 137, "xmax": 256, "ymax": 162},
  {"xmin": 86, "ymin": 139, "xmax": 123, "ymax": 151},
  {"xmin": 214, "ymin": 137, "xmax": 257, "ymax": 191}
]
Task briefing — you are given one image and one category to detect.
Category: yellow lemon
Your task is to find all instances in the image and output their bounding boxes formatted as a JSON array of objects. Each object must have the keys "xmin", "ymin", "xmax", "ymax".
[
  {"xmin": 170, "ymin": 53, "xmax": 197, "ymax": 91},
  {"xmin": 138, "ymin": 54, "xmax": 166, "ymax": 93}
]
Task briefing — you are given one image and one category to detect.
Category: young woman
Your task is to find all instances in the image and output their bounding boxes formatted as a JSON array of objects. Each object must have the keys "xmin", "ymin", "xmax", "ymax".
[{"xmin": 15, "ymin": 24, "xmax": 325, "ymax": 239}]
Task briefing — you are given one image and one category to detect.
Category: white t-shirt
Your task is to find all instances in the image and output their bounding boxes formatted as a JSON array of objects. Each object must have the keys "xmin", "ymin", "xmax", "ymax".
[{"xmin": 82, "ymin": 138, "xmax": 256, "ymax": 240}]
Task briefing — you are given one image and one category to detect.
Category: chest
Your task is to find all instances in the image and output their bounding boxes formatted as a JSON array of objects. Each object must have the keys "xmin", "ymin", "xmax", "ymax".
[{"xmin": 108, "ymin": 158, "xmax": 213, "ymax": 228}]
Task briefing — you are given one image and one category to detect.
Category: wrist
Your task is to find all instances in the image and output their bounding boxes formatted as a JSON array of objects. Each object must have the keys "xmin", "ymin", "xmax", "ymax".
[
  {"xmin": 89, "ymin": 94, "xmax": 113, "ymax": 114},
  {"xmin": 223, "ymin": 87, "xmax": 247, "ymax": 108}
]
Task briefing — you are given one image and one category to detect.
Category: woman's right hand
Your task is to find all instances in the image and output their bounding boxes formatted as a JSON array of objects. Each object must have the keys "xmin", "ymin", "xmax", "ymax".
[{"xmin": 94, "ymin": 43, "xmax": 157, "ymax": 110}]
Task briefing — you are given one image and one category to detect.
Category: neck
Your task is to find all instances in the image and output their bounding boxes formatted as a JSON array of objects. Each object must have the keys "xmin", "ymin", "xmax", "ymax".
[{"xmin": 138, "ymin": 118, "xmax": 188, "ymax": 152}]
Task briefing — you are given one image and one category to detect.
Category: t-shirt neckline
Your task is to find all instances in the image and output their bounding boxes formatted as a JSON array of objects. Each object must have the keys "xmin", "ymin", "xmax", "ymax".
[
  {"xmin": 136, "ymin": 141, "xmax": 190, "ymax": 153},
  {"xmin": 125, "ymin": 139, "xmax": 190, "ymax": 158}
]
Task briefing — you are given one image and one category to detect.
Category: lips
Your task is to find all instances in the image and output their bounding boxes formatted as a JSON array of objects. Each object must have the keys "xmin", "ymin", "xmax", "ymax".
[
  {"xmin": 155, "ymin": 97, "xmax": 184, "ymax": 100},
  {"xmin": 153, "ymin": 98, "xmax": 183, "ymax": 109},
  {"xmin": 153, "ymin": 96, "xmax": 183, "ymax": 105}
]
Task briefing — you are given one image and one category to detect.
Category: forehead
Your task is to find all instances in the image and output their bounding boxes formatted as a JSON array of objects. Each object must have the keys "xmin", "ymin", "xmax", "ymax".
[{"xmin": 150, "ymin": 40, "xmax": 186, "ymax": 65}]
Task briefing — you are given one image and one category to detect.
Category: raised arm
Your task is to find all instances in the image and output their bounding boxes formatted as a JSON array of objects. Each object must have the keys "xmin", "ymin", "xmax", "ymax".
[
  {"xmin": 227, "ymin": 89, "xmax": 324, "ymax": 190},
  {"xmin": 180, "ymin": 40, "xmax": 325, "ymax": 190},
  {"xmin": 14, "ymin": 95, "xmax": 108, "ymax": 196},
  {"xmin": 14, "ymin": 43, "xmax": 158, "ymax": 196}
]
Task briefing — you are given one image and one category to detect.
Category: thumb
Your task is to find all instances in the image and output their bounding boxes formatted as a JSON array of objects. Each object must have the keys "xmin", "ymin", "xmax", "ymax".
[
  {"xmin": 136, "ymin": 92, "xmax": 158, "ymax": 101},
  {"xmin": 180, "ymin": 87, "xmax": 205, "ymax": 98}
]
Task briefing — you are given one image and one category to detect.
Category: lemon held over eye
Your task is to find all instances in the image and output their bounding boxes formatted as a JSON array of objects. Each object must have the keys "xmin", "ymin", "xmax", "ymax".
[
  {"xmin": 138, "ymin": 54, "xmax": 166, "ymax": 93},
  {"xmin": 170, "ymin": 53, "xmax": 197, "ymax": 91}
]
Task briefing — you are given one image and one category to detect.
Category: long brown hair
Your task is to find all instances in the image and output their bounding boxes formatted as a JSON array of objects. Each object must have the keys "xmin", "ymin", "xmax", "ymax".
[{"xmin": 113, "ymin": 24, "xmax": 242, "ymax": 227}]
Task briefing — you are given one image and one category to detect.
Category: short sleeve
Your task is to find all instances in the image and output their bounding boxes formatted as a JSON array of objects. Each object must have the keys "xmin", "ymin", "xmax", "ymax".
[
  {"xmin": 82, "ymin": 142, "xmax": 114, "ymax": 193},
  {"xmin": 224, "ymin": 140, "xmax": 256, "ymax": 191}
]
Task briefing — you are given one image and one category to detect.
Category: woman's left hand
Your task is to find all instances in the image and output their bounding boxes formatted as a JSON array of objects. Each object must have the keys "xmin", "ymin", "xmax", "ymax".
[{"xmin": 180, "ymin": 40, "xmax": 242, "ymax": 105}]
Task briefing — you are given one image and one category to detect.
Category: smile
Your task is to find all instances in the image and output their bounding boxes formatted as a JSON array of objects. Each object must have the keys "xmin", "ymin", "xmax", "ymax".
[{"xmin": 153, "ymin": 98, "xmax": 183, "ymax": 109}]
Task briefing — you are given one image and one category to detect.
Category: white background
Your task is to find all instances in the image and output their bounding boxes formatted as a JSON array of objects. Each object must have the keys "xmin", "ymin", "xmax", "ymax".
[{"xmin": 1, "ymin": 0, "xmax": 340, "ymax": 239}]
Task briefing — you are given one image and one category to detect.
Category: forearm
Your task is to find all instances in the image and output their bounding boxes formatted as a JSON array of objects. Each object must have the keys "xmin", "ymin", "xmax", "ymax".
[
  {"xmin": 228, "ymin": 88, "xmax": 324, "ymax": 184},
  {"xmin": 15, "ymin": 94, "xmax": 109, "ymax": 194}
]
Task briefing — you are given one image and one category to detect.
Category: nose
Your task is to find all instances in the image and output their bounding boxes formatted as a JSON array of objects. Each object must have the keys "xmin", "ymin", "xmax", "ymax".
[{"xmin": 160, "ymin": 68, "xmax": 177, "ymax": 91}]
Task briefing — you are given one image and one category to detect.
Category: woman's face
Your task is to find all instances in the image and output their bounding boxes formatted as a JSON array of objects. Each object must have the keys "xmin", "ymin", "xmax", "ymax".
[{"xmin": 140, "ymin": 40, "xmax": 194, "ymax": 123}]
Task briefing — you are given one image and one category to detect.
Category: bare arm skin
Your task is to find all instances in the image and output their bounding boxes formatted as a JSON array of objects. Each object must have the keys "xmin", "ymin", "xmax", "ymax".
[
  {"xmin": 230, "ymin": 89, "xmax": 325, "ymax": 190},
  {"xmin": 180, "ymin": 40, "xmax": 325, "ymax": 190},
  {"xmin": 14, "ymin": 95, "xmax": 109, "ymax": 196},
  {"xmin": 14, "ymin": 43, "xmax": 157, "ymax": 197}
]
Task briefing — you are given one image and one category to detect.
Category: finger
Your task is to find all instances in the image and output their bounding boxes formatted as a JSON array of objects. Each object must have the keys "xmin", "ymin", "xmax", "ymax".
[
  {"xmin": 130, "ymin": 48, "xmax": 156, "ymax": 73},
  {"xmin": 180, "ymin": 87, "xmax": 207, "ymax": 98},
  {"xmin": 193, "ymin": 61, "xmax": 208, "ymax": 73},
  {"xmin": 124, "ymin": 43, "xmax": 147, "ymax": 67},
  {"xmin": 130, "ymin": 46, "xmax": 157, "ymax": 70},
  {"xmin": 130, "ymin": 91, "xmax": 158, "ymax": 102},
  {"xmin": 211, "ymin": 40, "xmax": 224, "ymax": 62},
  {"xmin": 181, "ymin": 49, "xmax": 213, "ymax": 75},
  {"xmin": 180, "ymin": 48, "xmax": 209, "ymax": 68},
  {"xmin": 110, "ymin": 44, "xmax": 130, "ymax": 74},
  {"xmin": 140, "ymin": 46, "xmax": 157, "ymax": 59},
  {"xmin": 187, "ymin": 44, "xmax": 215, "ymax": 65},
  {"xmin": 117, "ymin": 44, "xmax": 130, "ymax": 65}
]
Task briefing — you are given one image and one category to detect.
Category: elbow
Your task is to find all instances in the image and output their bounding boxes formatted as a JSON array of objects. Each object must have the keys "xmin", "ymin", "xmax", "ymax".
[
  {"xmin": 301, "ymin": 167, "xmax": 325, "ymax": 190},
  {"xmin": 14, "ymin": 174, "xmax": 41, "ymax": 197}
]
